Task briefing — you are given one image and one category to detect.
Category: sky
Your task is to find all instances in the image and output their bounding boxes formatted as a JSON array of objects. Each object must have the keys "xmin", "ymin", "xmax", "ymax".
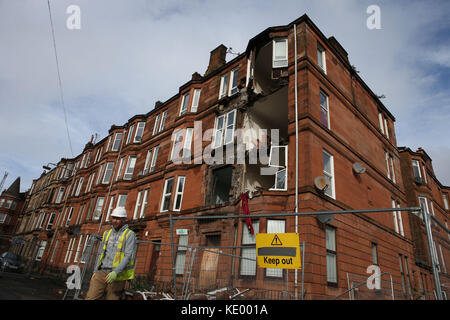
[{"xmin": 0, "ymin": 0, "xmax": 449, "ymax": 192}]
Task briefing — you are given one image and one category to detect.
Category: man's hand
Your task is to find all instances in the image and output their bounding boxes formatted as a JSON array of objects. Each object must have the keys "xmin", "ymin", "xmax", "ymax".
[{"xmin": 105, "ymin": 271, "xmax": 117, "ymax": 284}]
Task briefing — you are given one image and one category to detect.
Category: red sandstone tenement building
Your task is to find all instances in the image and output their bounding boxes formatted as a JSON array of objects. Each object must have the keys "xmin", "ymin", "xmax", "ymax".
[
  {"xmin": 9, "ymin": 14, "xmax": 449, "ymax": 299},
  {"xmin": 0, "ymin": 177, "xmax": 26, "ymax": 253}
]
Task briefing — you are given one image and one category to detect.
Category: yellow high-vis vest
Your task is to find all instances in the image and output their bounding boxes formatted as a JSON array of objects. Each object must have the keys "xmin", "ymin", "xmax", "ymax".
[{"xmin": 97, "ymin": 228, "xmax": 135, "ymax": 281}]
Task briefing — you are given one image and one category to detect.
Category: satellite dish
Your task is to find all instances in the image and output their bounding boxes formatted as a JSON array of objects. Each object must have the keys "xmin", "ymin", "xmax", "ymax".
[
  {"xmin": 317, "ymin": 214, "xmax": 334, "ymax": 224},
  {"xmin": 352, "ymin": 162, "xmax": 366, "ymax": 174},
  {"xmin": 314, "ymin": 176, "xmax": 329, "ymax": 191}
]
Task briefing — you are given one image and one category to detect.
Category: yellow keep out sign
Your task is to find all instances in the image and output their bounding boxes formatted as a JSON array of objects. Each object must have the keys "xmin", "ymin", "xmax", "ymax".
[{"xmin": 256, "ymin": 233, "xmax": 301, "ymax": 269}]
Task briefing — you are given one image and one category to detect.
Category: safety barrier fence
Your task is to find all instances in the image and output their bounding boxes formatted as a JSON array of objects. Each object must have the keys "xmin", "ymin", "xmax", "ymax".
[{"xmin": 3, "ymin": 206, "xmax": 448, "ymax": 300}]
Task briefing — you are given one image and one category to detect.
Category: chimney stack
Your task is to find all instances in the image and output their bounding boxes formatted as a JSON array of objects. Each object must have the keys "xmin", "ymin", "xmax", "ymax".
[{"xmin": 205, "ymin": 44, "xmax": 227, "ymax": 76}]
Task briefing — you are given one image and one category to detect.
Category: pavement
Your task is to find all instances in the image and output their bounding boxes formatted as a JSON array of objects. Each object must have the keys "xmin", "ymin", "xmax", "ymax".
[{"xmin": 0, "ymin": 270, "xmax": 67, "ymax": 300}]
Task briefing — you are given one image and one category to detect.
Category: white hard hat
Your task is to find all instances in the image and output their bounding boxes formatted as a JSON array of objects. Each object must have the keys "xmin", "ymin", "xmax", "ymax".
[{"xmin": 111, "ymin": 207, "xmax": 127, "ymax": 218}]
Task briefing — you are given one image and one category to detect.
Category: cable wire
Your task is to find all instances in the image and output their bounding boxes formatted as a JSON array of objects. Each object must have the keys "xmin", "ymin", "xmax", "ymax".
[{"xmin": 47, "ymin": 0, "xmax": 74, "ymax": 157}]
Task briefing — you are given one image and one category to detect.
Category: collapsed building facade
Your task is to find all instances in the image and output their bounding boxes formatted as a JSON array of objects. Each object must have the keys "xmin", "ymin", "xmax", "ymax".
[{"xmin": 10, "ymin": 14, "xmax": 449, "ymax": 299}]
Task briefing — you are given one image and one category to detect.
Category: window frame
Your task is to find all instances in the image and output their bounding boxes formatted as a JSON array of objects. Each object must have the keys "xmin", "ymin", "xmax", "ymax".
[
  {"xmin": 317, "ymin": 42, "xmax": 326, "ymax": 73},
  {"xmin": 173, "ymin": 176, "xmax": 186, "ymax": 211},
  {"xmin": 191, "ymin": 89, "xmax": 201, "ymax": 113},
  {"xmin": 126, "ymin": 125, "xmax": 135, "ymax": 144},
  {"xmin": 320, "ymin": 90, "xmax": 330, "ymax": 129},
  {"xmin": 159, "ymin": 111, "xmax": 167, "ymax": 132},
  {"xmin": 123, "ymin": 155, "xmax": 137, "ymax": 180},
  {"xmin": 273, "ymin": 38, "xmax": 288, "ymax": 68},
  {"xmin": 239, "ymin": 220, "xmax": 259, "ymax": 277},
  {"xmin": 322, "ymin": 150, "xmax": 335, "ymax": 199},
  {"xmin": 111, "ymin": 132, "xmax": 123, "ymax": 151},
  {"xmin": 326, "ymin": 226, "xmax": 338, "ymax": 285},
  {"xmin": 160, "ymin": 177, "xmax": 174, "ymax": 212},
  {"xmin": 133, "ymin": 122, "xmax": 146, "ymax": 143},
  {"xmin": 180, "ymin": 91, "xmax": 190, "ymax": 116}
]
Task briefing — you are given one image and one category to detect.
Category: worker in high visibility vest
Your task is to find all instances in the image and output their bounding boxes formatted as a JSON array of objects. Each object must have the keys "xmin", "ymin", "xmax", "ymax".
[{"xmin": 86, "ymin": 207, "xmax": 136, "ymax": 300}]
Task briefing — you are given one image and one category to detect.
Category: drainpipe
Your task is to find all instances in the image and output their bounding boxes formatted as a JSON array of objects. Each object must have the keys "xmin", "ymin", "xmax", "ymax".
[{"xmin": 294, "ymin": 23, "xmax": 299, "ymax": 299}]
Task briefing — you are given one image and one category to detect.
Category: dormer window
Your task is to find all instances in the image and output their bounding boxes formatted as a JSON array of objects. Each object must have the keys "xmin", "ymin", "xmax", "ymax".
[
  {"xmin": 180, "ymin": 91, "xmax": 190, "ymax": 116},
  {"xmin": 273, "ymin": 38, "xmax": 288, "ymax": 68},
  {"xmin": 133, "ymin": 122, "xmax": 146, "ymax": 143}
]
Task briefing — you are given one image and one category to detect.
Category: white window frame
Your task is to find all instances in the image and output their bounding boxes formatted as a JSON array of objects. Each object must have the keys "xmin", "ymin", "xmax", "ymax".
[
  {"xmin": 46, "ymin": 212, "xmax": 56, "ymax": 230},
  {"xmin": 102, "ymin": 162, "xmax": 115, "ymax": 184},
  {"xmin": 171, "ymin": 129, "xmax": 184, "ymax": 161},
  {"xmin": 95, "ymin": 147, "xmax": 103, "ymax": 163},
  {"xmin": 105, "ymin": 195, "xmax": 116, "ymax": 222},
  {"xmin": 150, "ymin": 146, "xmax": 159, "ymax": 172},
  {"xmin": 219, "ymin": 73, "xmax": 229, "ymax": 99},
  {"xmin": 96, "ymin": 164, "xmax": 105, "ymax": 185},
  {"xmin": 73, "ymin": 234, "xmax": 83, "ymax": 263},
  {"xmin": 143, "ymin": 149, "xmax": 153, "ymax": 175},
  {"xmin": 173, "ymin": 176, "xmax": 186, "ymax": 211},
  {"xmin": 133, "ymin": 122, "xmax": 146, "ymax": 143},
  {"xmin": 269, "ymin": 146, "xmax": 288, "ymax": 191},
  {"xmin": 389, "ymin": 155, "xmax": 396, "ymax": 183},
  {"xmin": 85, "ymin": 151, "xmax": 92, "ymax": 168},
  {"xmin": 152, "ymin": 114, "xmax": 160, "ymax": 136},
  {"xmin": 36, "ymin": 240, "xmax": 47, "ymax": 261},
  {"xmin": 159, "ymin": 111, "xmax": 167, "ymax": 132},
  {"xmin": 160, "ymin": 177, "xmax": 174, "ymax": 212},
  {"xmin": 116, "ymin": 157, "xmax": 126, "ymax": 181},
  {"xmin": 383, "ymin": 117, "xmax": 390, "ymax": 139},
  {"xmin": 117, "ymin": 194, "xmax": 127, "ymax": 209},
  {"xmin": 180, "ymin": 92, "xmax": 190, "ymax": 116},
  {"xmin": 93, "ymin": 197, "xmax": 105, "ymax": 221},
  {"xmin": 65, "ymin": 207, "xmax": 74, "ymax": 227},
  {"xmin": 213, "ymin": 109, "xmax": 236, "ymax": 148},
  {"xmin": 273, "ymin": 38, "xmax": 288, "ymax": 68},
  {"xmin": 228, "ymin": 68, "xmax": 239, "ymax": 96},
  {"xmin": 378, "ymin": 112, "xmax": 385, "ymax": 135},
  {"xmin": 75, "ymin": 177, "xmax": 84, "ymax": 196},
  {"xmin": 111, "ymin": 132, "xmax": 123, "ymax": 151},
  {"xmin": 326, "ymin": 226, "xmax": 337, "ymax": 284},
  {"xmin": 64, "ymin": 239, "xmax": 75, "ymax": 264},
  {"xmin": 320, "ymin": 90, "xmax": 330, "ymax": 129},
  {"xmin": 191, "ymin": 89, "xmax": 201, "ymax": 113},
  {"xmin": 175, "ymin": 235, "xmax": 188, "ymax": 275},
  {"xmin": 240, "ymin": 220, "xmax": 259, "ymax": 276},
  {"xmin": 55, "ymin": 187, "xmax": 65, "ymax": 204},
  {"xmin": 86, "ymin": 173, "xmax": 95, "ymax": 193},
  {"xmin": 418, "ymin": 197, "xmax": 429, "ymax": 220},
  {"xmin": 385, "ymin": 151, "xmax": 391, "ymax": 179},
  {"xmin": 123, "ymin": 155, "xmax": 137, "ymax": 180},
  {"xmin": 126, "ymin": 124, "xmax": 135, "ymax": 144},
  {"xmin": 323, "ymin": 150, "xmax": 335, "ymax": 199},
  {"xmin": 317, "ymin": 43, "xmax": 326, "ymax": 73},
  {"xmin": 443, "ymin": 194, "xmax": 449, "ymax": 210},
  {"xmin": 397, "ymin": 202, "xmax": 404, "ymax": 236},
  {"xmin": 139, "ymin": 189, "xmax": 149, "ymax": 219},
  {"xmin": 133, "ymin": 191, "xmax": 143, "ymax": 220},
  {"xmin": 106, "ymin": 136, "xmax": 112, "ymax": 152}
]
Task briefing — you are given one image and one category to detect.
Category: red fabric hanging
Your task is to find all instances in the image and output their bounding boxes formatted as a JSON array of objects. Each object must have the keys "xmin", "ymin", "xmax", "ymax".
[{"xmin": 240, "ymin": 192, "xmax": 254, "ymax": 235}]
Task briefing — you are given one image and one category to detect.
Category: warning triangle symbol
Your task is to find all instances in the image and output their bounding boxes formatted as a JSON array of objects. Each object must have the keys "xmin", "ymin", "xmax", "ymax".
[{"xmin": 271, "ymin": 235, "xmax": 283, "ymax": 246}]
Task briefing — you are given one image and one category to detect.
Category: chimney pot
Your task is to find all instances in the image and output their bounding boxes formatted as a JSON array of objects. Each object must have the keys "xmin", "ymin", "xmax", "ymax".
[{"xmin": 205, "ymin": 44, "xmax": 227, "ymax": 76}]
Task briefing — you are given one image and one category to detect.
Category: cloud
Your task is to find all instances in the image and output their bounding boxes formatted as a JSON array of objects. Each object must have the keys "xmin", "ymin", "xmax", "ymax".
[{"xmin": 0, "ymin": 0, "xmax": 449, "ymax": 191}]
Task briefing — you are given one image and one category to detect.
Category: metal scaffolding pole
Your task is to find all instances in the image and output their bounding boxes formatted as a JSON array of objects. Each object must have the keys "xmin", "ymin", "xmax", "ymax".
[{"xmin": 422, "ymin": 209, "xmax": 443, "ymax": 300}]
